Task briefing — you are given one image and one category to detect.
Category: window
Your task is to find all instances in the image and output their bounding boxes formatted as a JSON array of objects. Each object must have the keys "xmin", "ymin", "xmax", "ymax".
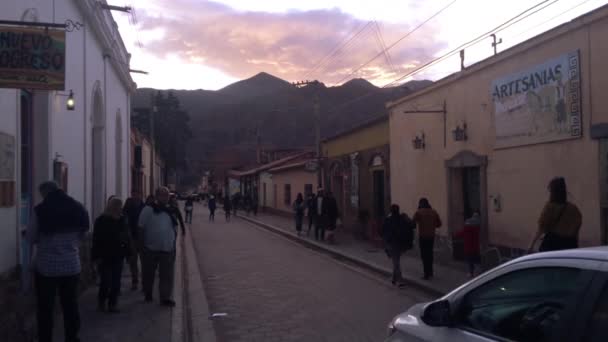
[
  {"xmin": 585, "ymin": 284, "xmax": 608, "ymax": 342},
  {"xmin": 458, "ymin": 267, "xmax": 584, "ymax": 342},
  {"xmin": 304, "ymin": 184, "xmax": 313, "ymax": 197},
  {"xmin": 284, "ymin": 184, "xmax": 291, "ymax": 206}
]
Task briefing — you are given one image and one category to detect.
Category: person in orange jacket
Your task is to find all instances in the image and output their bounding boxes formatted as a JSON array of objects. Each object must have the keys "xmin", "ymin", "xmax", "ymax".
[{"xmin": 454, "ymin": 212, "xmax": 481, "ymax": 278}]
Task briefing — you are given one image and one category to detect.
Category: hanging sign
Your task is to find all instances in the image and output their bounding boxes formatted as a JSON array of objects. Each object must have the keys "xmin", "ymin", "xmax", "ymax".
[{"xmin": 0, "ymin": 26, "xmax": 66, "ymax": 90}]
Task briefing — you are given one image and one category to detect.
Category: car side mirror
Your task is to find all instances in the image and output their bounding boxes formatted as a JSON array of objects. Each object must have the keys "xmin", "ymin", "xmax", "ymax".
[{"xmin": 421, "ymin": 300, "xmax": 452, "ymax": 327}]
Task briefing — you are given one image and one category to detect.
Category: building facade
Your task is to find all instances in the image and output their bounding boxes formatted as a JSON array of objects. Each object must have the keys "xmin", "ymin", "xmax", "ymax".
[
  {"xmin": 388, "ymin": 5, "xmax": 608, "ymax": 257},
  {"xmin": 0, "ymin": 0, "xmax": 135, "ymax": 275},
  {"xmin": 266, "ymin": 159, "xmax": 316, "ymax": 215},
  {"xmin": 321, "ymin": 117, "xmax": 391, "ymax": 234}
]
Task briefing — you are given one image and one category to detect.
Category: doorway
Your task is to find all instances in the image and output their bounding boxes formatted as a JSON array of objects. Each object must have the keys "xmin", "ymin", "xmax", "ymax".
[
  {"xmin": 331, "ymin": 164, "xmax": 344, "ymax": 215},
  {"xmin": 373, "ymin": 169, "xmax": 385, "ymax": 219},
  {"xmin": 263, "ymin": 182, "xmax": 267, "ymax": 207},
  {"xmin": 446, "ymin": 151, "xmax": 488, "ymax": 258},
  {"xmin": 20, "ymin": 90, "xmax": 33, "ymax": 227},
  {"xmin": 92, "ymin": 87, "xmax": 105, "ymax": 218}
]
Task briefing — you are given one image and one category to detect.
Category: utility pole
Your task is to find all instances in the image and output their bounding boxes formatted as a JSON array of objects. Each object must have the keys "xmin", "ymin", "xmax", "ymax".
[
  {"xmin": 293, "ymin": 80, "xmax": 322, "ymax": 188},
  {"xmin": 149, "ymin": 96, "xmax": 157, "ymax": 193}
]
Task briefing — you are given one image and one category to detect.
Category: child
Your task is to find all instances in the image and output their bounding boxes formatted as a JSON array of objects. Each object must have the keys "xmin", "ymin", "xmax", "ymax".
[{"xmin": 455, "ymin": 212, "xmax": 481, "ymax": 278}]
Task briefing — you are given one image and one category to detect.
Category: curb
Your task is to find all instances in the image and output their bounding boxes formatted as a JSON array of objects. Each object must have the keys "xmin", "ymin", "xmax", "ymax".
[
  {"xmin": 183, "ymin": 229, "xmax": 218, "ymax": 342},
  {"xmin": 237, "ymin": 215, "xmax": 445, "ymax": 298},
  {"xmin": 171, "ymin": 235, "xmax": 185, "ymax": 342}
]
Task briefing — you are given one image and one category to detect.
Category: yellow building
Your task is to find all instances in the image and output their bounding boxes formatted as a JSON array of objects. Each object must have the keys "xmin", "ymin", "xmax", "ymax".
[
  {"xmin": 322, "ymin": 116, "xmax": 390, "ymax": 236},
  {"xmin": 388, "ymin": 5, "xmax": 608, "ymax": 257}
]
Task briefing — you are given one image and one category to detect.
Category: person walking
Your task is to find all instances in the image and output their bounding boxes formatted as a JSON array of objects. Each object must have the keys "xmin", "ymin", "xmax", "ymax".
[
  {"xmin": 315, "ymin": 189, "xmax": 326, "ymax": 241},
  {"xmin": 382, "ymin": 204, "xmax": 415, "ymax": 287},
  {"xmin": 413, "ymin": 198, "xmax": 442, "ymax": 280},
  {"xmin": 123, "ymin": 191, "xmax": 145, "ymax": 291},
  {"xmin": 293, "ymin": 193, "xmax": 306, "ymax": 236},
  {"xmin": 184, "ymin": 197, "xmax": 194, "ymax": 224},
  {"xmin": 252, "ymin": 195, "xmax": 259, "ymax": 216},
  {"xmin": 224, "ymin": 197, "xmax": 233, "ymax": 222},
  {"xmin": 208, "ymin": 195, "xmax": 217, "ymax": 222},
  {"xmin": 324, "ymin": 192, "xmax": 339, "ymax": 244},
  {"xmin": 27, "ymin": 181, "xmax": 90, "ymax": 342},
  {"xmin": 306, "ymin": 193, "xmax": 316, "ymax": 236},
  {"xmin": 454, "ymin": 212, "xmax": 481, "ymax": 278},
  {"xmin": 92, "ymin": 197, "xmax": 131, "ymax": 313},
  {"xmin": 232, "ymin": 193, "xmax": 240, "ymax": 216},
  {"xmin": 169, "ymin": 196, "xmax": 186, "ymax": 235},
  {"xmin": 138, "ymin": 187, "xmax": 179, "ymax": 307},
  {"xmin": 529, "ymin": 177, "xmax": 582, "ymax": 252}
]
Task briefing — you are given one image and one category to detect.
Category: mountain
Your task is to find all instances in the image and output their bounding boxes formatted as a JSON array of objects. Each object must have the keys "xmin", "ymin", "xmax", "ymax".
[{"xmin": 132, "ymin": 72, "xmax": 432, "ymax": 178}]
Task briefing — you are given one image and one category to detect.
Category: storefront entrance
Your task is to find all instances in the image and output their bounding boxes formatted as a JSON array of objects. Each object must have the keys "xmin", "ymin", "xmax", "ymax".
[
  {"xmin": 373, "ymin": 170, "xmax": 385, "ymax": 219},
  {"xmin": 446, "ymin": 151, "xmax": 488, "ymax": 258}
]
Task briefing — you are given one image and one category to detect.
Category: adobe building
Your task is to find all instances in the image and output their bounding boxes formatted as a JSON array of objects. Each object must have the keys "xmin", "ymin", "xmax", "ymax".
[{"xmin": 388, "ymin": 5, "xmax": 608, "ymax": 257}]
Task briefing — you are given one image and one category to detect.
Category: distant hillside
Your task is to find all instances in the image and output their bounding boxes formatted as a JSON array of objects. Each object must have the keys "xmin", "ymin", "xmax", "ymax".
[{"xmin": 132, "ymin": 73, "xmax": 432, "ymax": 175}]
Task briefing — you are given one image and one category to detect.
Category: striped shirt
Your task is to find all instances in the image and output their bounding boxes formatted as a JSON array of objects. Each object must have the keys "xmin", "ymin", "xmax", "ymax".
[{"xmin": 27, "ymin": 214, "xmax": 87, "ymax": 277}]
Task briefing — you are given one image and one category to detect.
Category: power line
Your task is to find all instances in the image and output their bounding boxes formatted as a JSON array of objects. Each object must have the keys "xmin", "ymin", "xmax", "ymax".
[
  {"xmin": 335, "ymin": 0, "xmax": 459, "ymax": 85},
  {"xmin": 386, "ymin": 0, "xmax": 560, "ymax": 87},
  {"xmin": 374, "ymin": 21, "xmax": 397, "ymax": 73},
  {"xmin": 321, "ymin": 0, "xmax": 562, "ymax": 116},
  {"xmin": 301, "ymin": 21, "xmax": 373, "ymax": 80}
]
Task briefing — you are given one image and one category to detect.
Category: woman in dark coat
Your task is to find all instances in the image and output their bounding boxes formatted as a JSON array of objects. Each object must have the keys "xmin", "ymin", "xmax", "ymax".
[
  {"xmin": 208, "ymin": 195, "xmax": 217, "ymax": 222},
  {"xmin": 383, "ymin": 204, "xmax": 414, "ymax": 287},
  {"xmin": 92, "ymin": 197, "xmax": 131, "ymax": 313}
]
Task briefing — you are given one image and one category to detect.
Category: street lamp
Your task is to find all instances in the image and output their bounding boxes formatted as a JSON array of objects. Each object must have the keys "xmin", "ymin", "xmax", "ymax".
[{"xmin": 66, "ymin": 90, "xmax": 75, "ymax": 110}]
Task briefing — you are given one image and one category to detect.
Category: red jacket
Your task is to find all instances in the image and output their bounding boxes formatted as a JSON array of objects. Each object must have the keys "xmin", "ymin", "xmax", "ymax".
[{"xmin": 454, "ymin": 224, "xmax": 480, "ymax": 256}]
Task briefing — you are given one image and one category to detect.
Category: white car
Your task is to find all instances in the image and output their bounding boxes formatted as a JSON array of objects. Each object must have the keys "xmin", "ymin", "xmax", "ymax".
[{"xmin": 386, "ymin": 247, "xmax": 608, "ymax": 342}]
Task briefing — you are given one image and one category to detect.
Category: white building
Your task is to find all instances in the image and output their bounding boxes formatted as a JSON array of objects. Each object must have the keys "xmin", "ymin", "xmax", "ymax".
[{"xmin": 0, "ymin": 0, "xmax": 135, "ymax": 275}]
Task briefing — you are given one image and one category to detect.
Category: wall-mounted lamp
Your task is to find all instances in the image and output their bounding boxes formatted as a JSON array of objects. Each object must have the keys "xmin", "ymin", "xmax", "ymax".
[
  {"xmin": 66, "ymin": 90, "xmax": 75, "ymax": 111},
  {"xmin": 56, "ymin": 90, "xmax": 76, "ymax": 111},
  {"xmin": 452, "ymin": 121, "xmax": 468, "ymax": 141},
  {"xmin": 412, "ymin": 132, "xmax": 426, "ymax": 150}
]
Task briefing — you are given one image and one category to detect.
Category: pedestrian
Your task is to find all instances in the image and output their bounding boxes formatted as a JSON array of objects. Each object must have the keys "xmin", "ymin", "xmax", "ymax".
[
  {"xmin": 529, "ymin": 177, "xmax": 582, "ymax": 253},
  {"xmin": 224, "ymin": 197, "xmax": 233, "ymax": 222},
  {"xmin": 184, "ymin": 196, "xmax": 194, "ymax": 224},
  {"xmin": 232, "ymin": 193, "xmax": 240, "ymax": 216},
  {"xmin": 138, "ymin": 187, "xmax": 179, "ymax": 307},
  {"xmin": 252, "ymin": 196, "xmax": 258, "ymax": 216},
  {"xmin": 92, "ymin": 197, "xmax": 131, "ymax": 313},
  {"xmin": 244, "ymin": 195, "xmax": 252, "ymax": 216},
  {"xmin": 28, "ymin": 181, "xmax": 90, "ymax": 342},
  {"xmin": 169, "ymin": 196, "xmax": 186, "ymax": 235},
  {"xmin": 382, "ymin": 204, "xmax": 415, "ymax": 287},
  {"xmin": 315, "ymin": 188, "xmax": 326, "ymax": 241},
  {"xmin": 413, "ymin": 198, "xmax": 442, "ymax": 280},
  {"xmin": 208, "ymin": 195, "xmax": 217, "ymax": 222},
  {"xmin": 454, "ymin": 212, "xmax": 481, "ymax": 278},
  {"xmin": 293, "ymin": 193, "xmax": 306, "ymax": 236},
  {"xmin": 123, "ymin": 191, "xmax": 145, "ymax": 291},
  {"xmin": 324, "ymin": 191, "xmax": 339, "ymax": 244},
  {"xmin": 306, "ymin": 193, "xmax": 316, "ymax": 236},
  {"xmin": 145, "ymin": 195, "xmax": 155, "ymax": 206}
]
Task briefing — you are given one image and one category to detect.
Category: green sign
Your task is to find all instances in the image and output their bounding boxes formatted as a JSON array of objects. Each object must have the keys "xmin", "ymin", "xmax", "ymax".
[{"xmin": 0, "ymin": 26, "xmax": 66, "ymax": 90}]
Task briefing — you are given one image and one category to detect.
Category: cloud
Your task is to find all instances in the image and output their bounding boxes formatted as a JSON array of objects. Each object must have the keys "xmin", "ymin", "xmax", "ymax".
[{"xmin": 136, "ymin": 0, "xmax": 447, "ymax": 86}]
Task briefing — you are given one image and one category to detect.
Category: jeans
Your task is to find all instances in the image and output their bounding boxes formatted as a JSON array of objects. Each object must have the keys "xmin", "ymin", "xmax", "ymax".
[
  {"xmin": 185, "ymin": 210, "xmax": 193, "ymax": 223},
  {"xmin": 295, "ymin": 214, "xmax": 304, "ymax": 232},
  {"xmin": 129, "ymin": 240, "xmax": 141, "ymax": 286},
  {"xmin": 419, "ymin": 237, "xmax": 435, "ymax": 278},
  {"xmin": 98, "ymin": 258, "xmax": 124, "ymax": 306},
  {"xmin": 308, "ymin": 215, "xmax": 314, "ymax": 234},
  {"xmin": 35, "ymin": 273, "xmax": 81, "ymax": 342},
  {"xmin": 390, "ymin": 248, "xmax": 403, "ymax": 283},
  {"xmin": 142, "ymin": 249, "xmax": 176, "ymax": 301},
  {"xmin": 315, "ymin": 217, "xmax": 326, "ymax": 241},
  {"xmin": 209, "ymin": 209, "xmax": 215, "ymax": 222}
]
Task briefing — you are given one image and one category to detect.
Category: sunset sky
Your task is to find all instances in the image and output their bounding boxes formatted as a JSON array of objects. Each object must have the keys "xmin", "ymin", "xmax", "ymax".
[{"xmin": 113, "ymin": 0, "xmax": 608, "ymax": 90}]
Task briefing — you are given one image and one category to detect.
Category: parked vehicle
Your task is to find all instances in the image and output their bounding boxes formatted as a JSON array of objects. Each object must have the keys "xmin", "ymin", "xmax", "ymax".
[{"xmin": 385, "ymin": 247, "xmax": 608, "ymax": 342}]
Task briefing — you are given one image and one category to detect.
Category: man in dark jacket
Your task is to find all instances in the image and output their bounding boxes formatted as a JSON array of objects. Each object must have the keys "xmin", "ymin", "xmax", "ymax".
[
  {"xmin": 28, "ymin": 181, "xmax": 90, "ymax": 342},
  {"xmin": 383, "ymin": 204, "xmax": 414, "ymax": 287},
  {"xmin": 123, "ymin": 191, "xmax": 145, "ymax": 290}
]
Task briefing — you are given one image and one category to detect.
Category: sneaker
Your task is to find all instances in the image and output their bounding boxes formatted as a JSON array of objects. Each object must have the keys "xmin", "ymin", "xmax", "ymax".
[{"xmin": 161, "ymin": 299, "xmax": 176, "ymax": 307}]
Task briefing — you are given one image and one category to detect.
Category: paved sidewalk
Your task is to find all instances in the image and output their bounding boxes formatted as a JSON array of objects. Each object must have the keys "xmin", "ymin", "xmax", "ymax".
[
  {"xmin": 236, "ymin": 211, "xmax": 471, "ymax": 296},
  {"xmin": 52, "ymin": 268, "xmax": 173, "ymax": 342}
]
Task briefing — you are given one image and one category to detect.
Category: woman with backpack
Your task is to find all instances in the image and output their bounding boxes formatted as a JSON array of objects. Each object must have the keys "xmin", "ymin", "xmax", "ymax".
[
  {"xmin": 293, "ymin": 193, "xmax": 306, "ymax": 236},
  {"xmin": 383, "ymin": 204, "xmax": 415, "ymax": 288}
]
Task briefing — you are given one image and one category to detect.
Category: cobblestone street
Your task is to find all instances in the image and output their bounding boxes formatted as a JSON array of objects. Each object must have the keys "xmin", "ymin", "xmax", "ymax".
[{"xmin": 190, "ymin": 207, "xmax": 432, "ymax": 342}]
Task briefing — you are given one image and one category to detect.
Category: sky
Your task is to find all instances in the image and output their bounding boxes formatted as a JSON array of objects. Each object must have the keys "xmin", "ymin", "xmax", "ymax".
[{"xmin": 112, "ymin": 0, "xmax": 608, "ymax": 90}]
